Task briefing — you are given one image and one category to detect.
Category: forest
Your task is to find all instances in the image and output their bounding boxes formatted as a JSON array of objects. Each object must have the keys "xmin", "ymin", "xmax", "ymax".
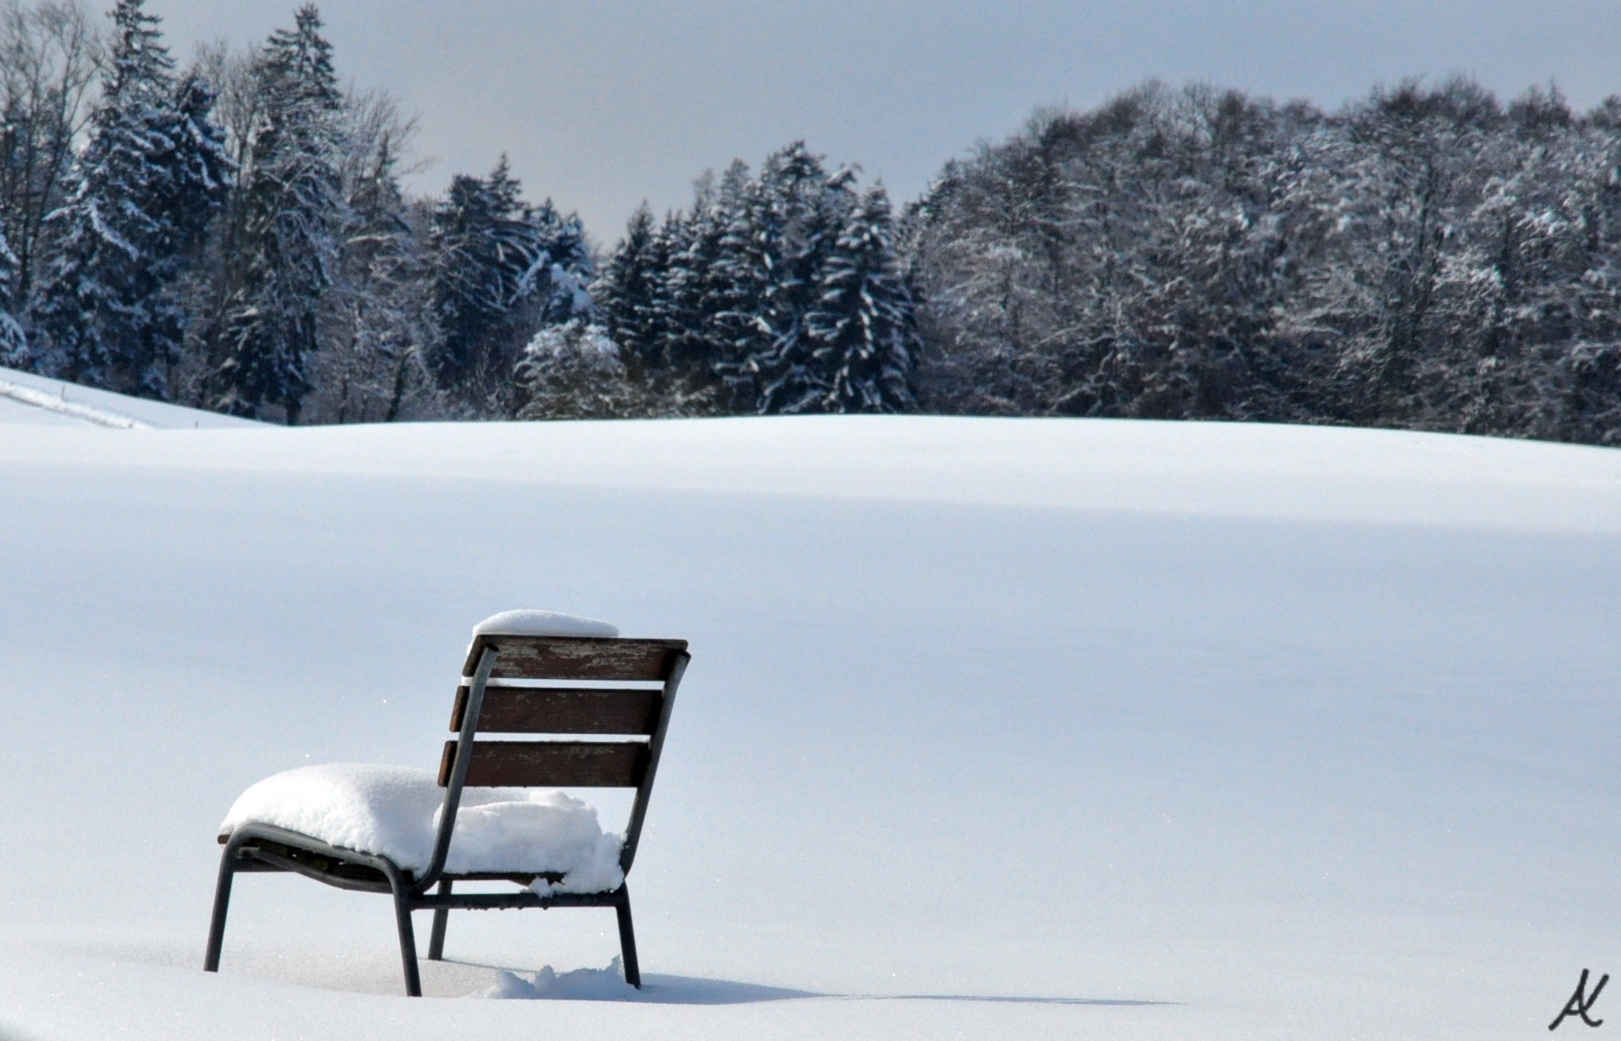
[{"xmin": 4, "ymin": 0, "xmax": 1621, "ymax": 444}]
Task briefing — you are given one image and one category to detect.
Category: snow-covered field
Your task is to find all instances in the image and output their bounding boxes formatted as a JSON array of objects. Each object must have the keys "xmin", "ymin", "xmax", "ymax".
[{"xmin": 1, "ymin": 383, "xmax": 1619, "ymax": 1039}]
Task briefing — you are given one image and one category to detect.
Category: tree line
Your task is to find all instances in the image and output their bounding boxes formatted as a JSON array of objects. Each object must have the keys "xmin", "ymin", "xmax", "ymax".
[
  {"xmin": 906, "ymin": 79, "xmax": 1621, "ymax": 445},
  {"xmin": 3, "ymin": 0, "xmax": 1620, "ymax": 446},
  {"xmin": 0, "ymin": 0, "xmax": 914, "ymax": 423},
  {"xmin": 0, "ymin": 0, "xmax": 597, "ymax": 422}
]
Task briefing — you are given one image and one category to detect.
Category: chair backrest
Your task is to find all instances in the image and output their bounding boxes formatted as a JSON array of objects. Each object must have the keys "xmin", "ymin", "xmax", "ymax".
[{"xmin": 430, "ymin": 633, "xmax": 689, "ymax": 882}]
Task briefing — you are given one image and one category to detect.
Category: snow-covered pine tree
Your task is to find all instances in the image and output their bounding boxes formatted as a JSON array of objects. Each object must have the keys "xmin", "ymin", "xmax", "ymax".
[
  {"xmin": 748, "ymin": 144, "xmax": 861, "ymax": 413},
  {"xmin": 209, "ymin": 4, "xmax": 344, "ymax": 423},
  {"xmin": 513, "ymin": 319, "xmax": 643, "ymax": 419},
  {"xmin": 638, "ymin": 209, "xmax": 691, "ymax": 375},
  {"xmin": 166, "ymin": 71, "xmax": 234, "ymax": 247},
  {"xmin": 429, "ymin": 168, "xmax": 505, "ymax": 388},
  {"xmin": 0, "ymin": 226, "xmax": 26, "ymax": 365},
  {"xmin": 428, "ymin": 156, "xmax": 590, "ymax": 401},
  {"xmin": 760, "ymin": 141, "xmax": 841, "ymax": 331},
  {"xmin": 29, "ymin": 0, "xmax": 230, "ymax": 398},
  {"xmin": 594, "ymin": 202, "xmax": 661, "ymax": 368},
  {"xmin": 786, "ymin": 184, "xmax": 918, "ymax": 412},
  {"xmin": 592, "ymin": 201, "xmax": 732, "ymax": 414},
  {"xmin": 707, "ymin": 159, "xmax": 778, "ymax": 407},
  {"xmin": 528, "ymin": 197, "xmax": 592, "ymax": 325},
  {"xmin": 609, "ymin": 142, "xmax": 900, "ymax": 414},
  {"xmin": 655, "ymin": 182, "xmax": 727, "ymax": 380}
]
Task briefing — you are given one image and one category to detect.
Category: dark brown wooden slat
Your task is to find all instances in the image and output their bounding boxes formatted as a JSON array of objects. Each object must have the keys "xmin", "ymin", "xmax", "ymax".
[
  {"xmin": 439, "ymin": 740, "xmax": 649, "ymax": 788},
  {"xmin": 450, "ymin": 687, "xmax": 663, "ymax": 734},
  {"xmin": 461, "ymin": 636, "xmax": 688, "ymax": 682}
]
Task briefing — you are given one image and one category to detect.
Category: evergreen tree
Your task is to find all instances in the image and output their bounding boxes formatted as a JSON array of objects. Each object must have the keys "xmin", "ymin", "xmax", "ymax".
[
  {"xmin": 614, "ymin": 142, "xmax": 910, "ymax": 415},
  {"xmin": 428, "ymin": 156, "xmax": 591, "ymax": 396},
  {"xmin": 636, "ymin": 210, "xmax": 685, "ymax": 371},
  {"xmin": 786, "ymin": 184, "xmax": 918, "ymax": 412},
  {"xmin": 167, "ymin": 72, "xmax": 233, "ymax": 247},
  {"xmin": 29, "ymin": 0, "xmax": 230, "ymax": 397},
  {"xmin": 744, "ymin": 145, "xmax": 860, "ymax": 412},
  {"xmin": 528, "ymin": 197, "xmax": 592, "ymax": 324},
  {"xmin": 761, "ymin": 142, "xmax": 842, "ymax": 332},
  {"xmin": 430, "ymin": 167, "xmax": 508, "ymax": 387},
  {"xmin": 0, "ymin": 225, "xmax": 25, "ymax": 365},
  {"xmin": 594, "ymin": 202, "xmax": 661, "ymax": 366},
  {"xmin": 707, "ymin": 159, "xmax": 777, "ymax": 406},
  {"xmin": 209, "ymin": 4, "xmax": 343, "ymax": 422},
  {"xmin": 657, "ymin": 179, "xmax": 728, "ymax": 379}
]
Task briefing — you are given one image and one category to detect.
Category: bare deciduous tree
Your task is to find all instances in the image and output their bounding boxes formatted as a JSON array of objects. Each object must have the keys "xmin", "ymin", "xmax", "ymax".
[{"xmin": 0, "ymin": 0, "xmax": 102, "ymax": 305}]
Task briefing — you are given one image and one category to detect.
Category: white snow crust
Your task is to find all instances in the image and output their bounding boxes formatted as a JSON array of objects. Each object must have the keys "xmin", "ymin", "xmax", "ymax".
[
  {"xmin": 219, "ymin": 763, "xmax": 623, "ymax": 887},
  {"xmin": 472, "ymin": 609, "xmax": 619, "ymax": 640}
]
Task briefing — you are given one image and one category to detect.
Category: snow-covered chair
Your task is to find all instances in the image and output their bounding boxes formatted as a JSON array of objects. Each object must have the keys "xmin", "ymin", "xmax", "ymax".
[{"xmin": 203, "ymin": 611, "xmax": 690, "ymax": 996}]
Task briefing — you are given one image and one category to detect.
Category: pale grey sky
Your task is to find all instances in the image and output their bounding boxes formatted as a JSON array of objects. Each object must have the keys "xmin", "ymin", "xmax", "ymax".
[{"xmin": 151, "ymin": 1, "xmax": 1620, "ymax": 246}]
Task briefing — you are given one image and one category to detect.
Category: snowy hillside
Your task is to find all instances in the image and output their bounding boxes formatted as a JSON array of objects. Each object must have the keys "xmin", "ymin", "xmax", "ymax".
[
  {"xmin": 0, "ymin": 365, "xmax": 263, "ymax": 429},
  {"xmin": 1, "ymin": 413, "xmax": 1617, "ymax": 1040}
]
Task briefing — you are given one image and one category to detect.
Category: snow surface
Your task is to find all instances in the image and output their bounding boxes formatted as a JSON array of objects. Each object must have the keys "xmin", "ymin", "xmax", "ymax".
[
  {"xmin": 0, "ymin": 364, "xmax": 264, "ymax": 429},
  {"xmin": 0, "ymin": 374, "xmax": 152, "ymax": 428},
  {"xmin": 472, "ymin": 608, "xmax": 619, "ymax": 640},
  {"xmin": 1, "ymin": 412, "xmax": 1619, "ymax": 1040},
  {"xmin": 218, "ymin": 763, "xmax": 624, "ymax": 890}
]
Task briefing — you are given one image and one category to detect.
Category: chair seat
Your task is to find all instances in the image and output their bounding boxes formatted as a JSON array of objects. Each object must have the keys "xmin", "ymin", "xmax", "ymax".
[{"xmin": 218, "ymin": 763, "xmax": 625, "ymax": 892}]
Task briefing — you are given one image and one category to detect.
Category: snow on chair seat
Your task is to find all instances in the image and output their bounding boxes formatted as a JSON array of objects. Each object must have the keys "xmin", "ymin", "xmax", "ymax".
[
  {"xmin": 218, "ymin": 764, "xmax": 625, "ymax": 890},
  {"xmin": 203, "ymin": 611, "xmax": 689, "ymax": 997}
]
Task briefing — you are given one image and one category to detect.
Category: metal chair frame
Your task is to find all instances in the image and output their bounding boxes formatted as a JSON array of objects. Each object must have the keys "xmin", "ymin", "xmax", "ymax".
[{"xmin": 203, "ymin": 636, "xmax": 689, "ymax": 996}]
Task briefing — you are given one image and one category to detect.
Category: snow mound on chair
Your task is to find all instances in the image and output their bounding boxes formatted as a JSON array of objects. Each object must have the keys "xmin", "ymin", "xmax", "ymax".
[
  {"xmin": 218, "ymin": 762, "xmax": 624, "ymax": 889},
  {"xmin": 472, "ymin": 610, "xmax": 619, "ymax": 639}
]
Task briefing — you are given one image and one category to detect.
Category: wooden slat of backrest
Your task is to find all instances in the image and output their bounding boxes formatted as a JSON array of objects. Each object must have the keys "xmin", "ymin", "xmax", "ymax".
[
  {"xmin": 439, "ymin": 740, "xmax": 649, "ymax": 788},
  {"xmin": 450, "ymin": 686, "xmax": 663, "ymax": 734},
  {"xmin": 461, "ymin": 636, "xmax": 688, "ymax": 682}
]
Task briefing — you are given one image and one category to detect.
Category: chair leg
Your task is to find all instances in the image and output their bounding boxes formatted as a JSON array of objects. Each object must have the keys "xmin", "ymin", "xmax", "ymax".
[
  {"xmin": 427, "ymin": 879, "xmax": 453, "ymax": 961},
  {"xmin": 614, "ymin": 885, "xmax": 641, "ymax": 989},
  {"xmin": 203, "ymin": 846, "xmax": 238, "ymax": 972},
  {"xmin": 389, "ymin": 880, "xmax": 422, "ymax": 997}
]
